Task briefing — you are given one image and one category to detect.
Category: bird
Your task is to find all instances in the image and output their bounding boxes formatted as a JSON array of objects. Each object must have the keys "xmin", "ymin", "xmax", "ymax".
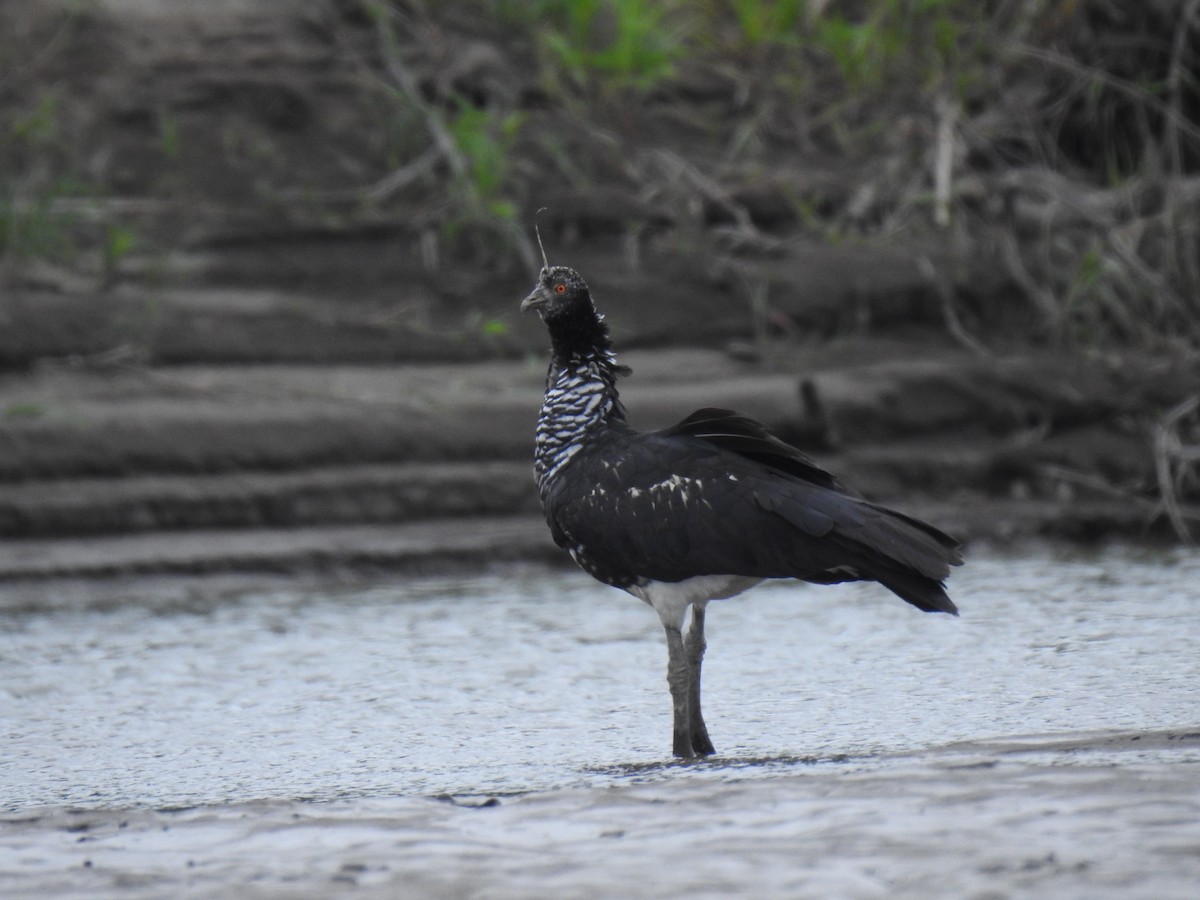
[{"xmin": 521, "ymin": 259, "xmax": 963, "ymax": 760}]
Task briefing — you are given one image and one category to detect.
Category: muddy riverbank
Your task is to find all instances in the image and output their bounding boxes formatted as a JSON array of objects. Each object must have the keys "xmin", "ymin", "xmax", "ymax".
[
  {"xmin": 3, "ymin": 1, "xmax": 1198, "ymax": 580},
  {"xmin": 4, "ymin": 729, "xmax": 1198, "ymax": 900},
  {"xmin": 0, "ymin": 340, "xmax": 1196, "ymax": 582}
]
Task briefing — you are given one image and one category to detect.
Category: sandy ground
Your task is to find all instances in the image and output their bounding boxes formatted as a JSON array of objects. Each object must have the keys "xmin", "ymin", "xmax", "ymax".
[{"xmin": 3, "ymin": 730, "xmax": 1197, "ymax": 899}]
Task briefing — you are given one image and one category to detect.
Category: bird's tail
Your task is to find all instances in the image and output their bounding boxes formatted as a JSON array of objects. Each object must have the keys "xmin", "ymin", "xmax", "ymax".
[
  {"xmin": 853, "ymin": 502, "xmax": 962, "ymax": 615},
  {"xmin": 877, "ymin": 566, "xmax": 958, "ymax": 615}
]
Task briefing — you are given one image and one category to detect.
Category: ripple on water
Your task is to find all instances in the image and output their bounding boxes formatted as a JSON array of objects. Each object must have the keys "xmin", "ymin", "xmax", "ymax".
[{"xmin": 1, "ymin": 543, "xmax": 1198, "ymax": 812}]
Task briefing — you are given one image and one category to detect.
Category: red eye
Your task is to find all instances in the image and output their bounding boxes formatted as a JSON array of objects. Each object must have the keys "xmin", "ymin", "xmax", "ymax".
[{"xmin": 554, "ymin": 283, "xmax": 567, "ymax": 294}]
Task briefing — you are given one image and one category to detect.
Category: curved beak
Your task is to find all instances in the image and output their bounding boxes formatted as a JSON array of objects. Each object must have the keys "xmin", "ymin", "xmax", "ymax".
[{"xmin": 520, "ymin": 285, "xmax": 548, "ymax": 313}]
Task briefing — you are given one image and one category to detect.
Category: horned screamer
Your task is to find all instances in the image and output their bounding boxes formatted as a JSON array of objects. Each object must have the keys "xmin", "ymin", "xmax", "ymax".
[{"xmin": 522, "ymin": 262, "xmax": 962, "ymax": 759}]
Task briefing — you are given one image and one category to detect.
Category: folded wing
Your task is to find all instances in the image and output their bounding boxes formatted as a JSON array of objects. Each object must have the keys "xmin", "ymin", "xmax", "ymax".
[{"xmin": 544, "ymin": 409, "xmax": 962, "ymax": 614}]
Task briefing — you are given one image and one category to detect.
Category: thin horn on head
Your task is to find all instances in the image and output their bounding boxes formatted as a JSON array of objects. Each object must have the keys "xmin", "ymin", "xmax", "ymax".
[{"xmin": 534, "ymin": 207, "xmax": 549, "ymax": 270}]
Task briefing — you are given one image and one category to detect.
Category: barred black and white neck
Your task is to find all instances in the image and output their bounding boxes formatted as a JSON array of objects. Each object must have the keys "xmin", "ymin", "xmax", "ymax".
[{"xmin": 522, "ymin": 266, "xmax": 627, "ymax": 500}]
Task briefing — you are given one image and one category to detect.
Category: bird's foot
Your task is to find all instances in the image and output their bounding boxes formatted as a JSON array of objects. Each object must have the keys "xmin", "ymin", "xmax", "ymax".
[
  {"xmin": 672, "ymin": 730, "xmax": 697, "ymax": 760},
  {"xmin": 672, "ymin": 728, "xmax": 715, "ymax": 759},
  {"xmin": 690, "ymin": 728, "xmax": 716, "ymax": 757}
]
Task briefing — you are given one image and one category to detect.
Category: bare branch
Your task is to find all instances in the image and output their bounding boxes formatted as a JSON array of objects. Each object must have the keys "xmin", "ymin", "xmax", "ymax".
[
  {"xmin": 932, "ymin": 94, "xmax": 957, "ymax": 228},
  {"xmin": 1010, "ymin": 42, "xmax": 1200, "ymax": 149},
  {"xmin": 1154, "ymin": 393, "xmax": 1200, "ymax": 542}
]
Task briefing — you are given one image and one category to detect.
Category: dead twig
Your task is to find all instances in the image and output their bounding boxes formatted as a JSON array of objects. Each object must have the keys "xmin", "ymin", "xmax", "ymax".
[
  {"xmin": 1103, "ymin": 229, "xmax": 1198, "ymax": 333},
  {"xmin": 1163, "ymin": 0, "xmax": 1200, "ymax": 294},
  {"xmin": 1153, "ymin": 393, "xmax": 1200, "ymax": 542},
  {"xmin": 364, "ymin": 3, "xmax": 537, "ymax": 273},
  {"xmin": 1165, "ymin": 0, "xmax": 1200, "ymax": 178},
  {"xmin": 635, "ymin": 149, "xmax": 759, "ymax": 239},
  {"xmin": 368, "ymin": 6, "xmax": 470, "ymax": 188},
  {"xmin": 1010, "ymin": 42, "xmax": 1200, "ymax": 150},
  {"xmin": 917, "ymin": 255, "xmax": 993, "ymax": 358},
  {"xmin": 274, "ymin": 146, "xmax": 443, "ymax": 205},
  {"xmin": 994, "ymin": 228, "xmax": 1061, "ymax": 323},
  {"xmin": 932, "ymin": 94, "xmax": 957, "ymax": 228},
  {"xmin": 1036, "ymin": 464, "xmax": 1155, "ymax": 507}
]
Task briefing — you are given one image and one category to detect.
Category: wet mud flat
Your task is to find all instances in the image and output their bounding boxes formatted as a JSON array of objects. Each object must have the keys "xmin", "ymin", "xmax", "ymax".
[
  {"xmin": 3, "ymin": 729, "xmax": 1199, "ymax": 900},
  {"xmin": 3, "ymin": 547, "xmax": 1199, "ymax": 898}
]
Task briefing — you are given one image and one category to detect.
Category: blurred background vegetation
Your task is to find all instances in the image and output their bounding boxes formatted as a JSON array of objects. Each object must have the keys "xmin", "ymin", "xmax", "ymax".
[
  {"xmin": 1, "ymin": 0, "xmax": 1199, "ymax": 351},
  {"xmin": 0, "ymin": 0, "xmax": 1197, "ymax": 542}
]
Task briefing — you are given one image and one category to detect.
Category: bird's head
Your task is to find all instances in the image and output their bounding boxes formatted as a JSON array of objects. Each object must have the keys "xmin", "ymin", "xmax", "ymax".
[{"xmin": 520, "ymin": 266, "xmax": 593, "ymax": 322}]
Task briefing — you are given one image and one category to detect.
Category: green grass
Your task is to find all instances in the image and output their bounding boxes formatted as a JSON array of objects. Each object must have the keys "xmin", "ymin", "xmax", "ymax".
[
  {"xmin": 0, "ymin": 92, "xmax": 89, "ymax": 266},
  {"xmin": 446, "ymin": 100, "xmax": 525, "ymax": 222},
  {"xmin": 3, "ymin": 403, "xmax": 46, "ymax": 420},
  {"xmin": 500, "ymin": 0, "xmax": 687, "ymax": 93},
  {"xmin": 1, "ymin": 63, "xmax": 139, "ymax": 283},
  {"xmin": 492, "ymin": 0, "xmax": 984, "ymax": 104},
  {"xmin": 728, "ymin": 0, "xmax": 807, "ymax": 48}
]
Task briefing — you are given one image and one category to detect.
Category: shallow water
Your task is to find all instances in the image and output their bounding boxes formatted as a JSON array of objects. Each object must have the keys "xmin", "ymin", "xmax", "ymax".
[{"xmin": 2, "ymin": 543, "xmax": 1199, "ymax": 813}]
